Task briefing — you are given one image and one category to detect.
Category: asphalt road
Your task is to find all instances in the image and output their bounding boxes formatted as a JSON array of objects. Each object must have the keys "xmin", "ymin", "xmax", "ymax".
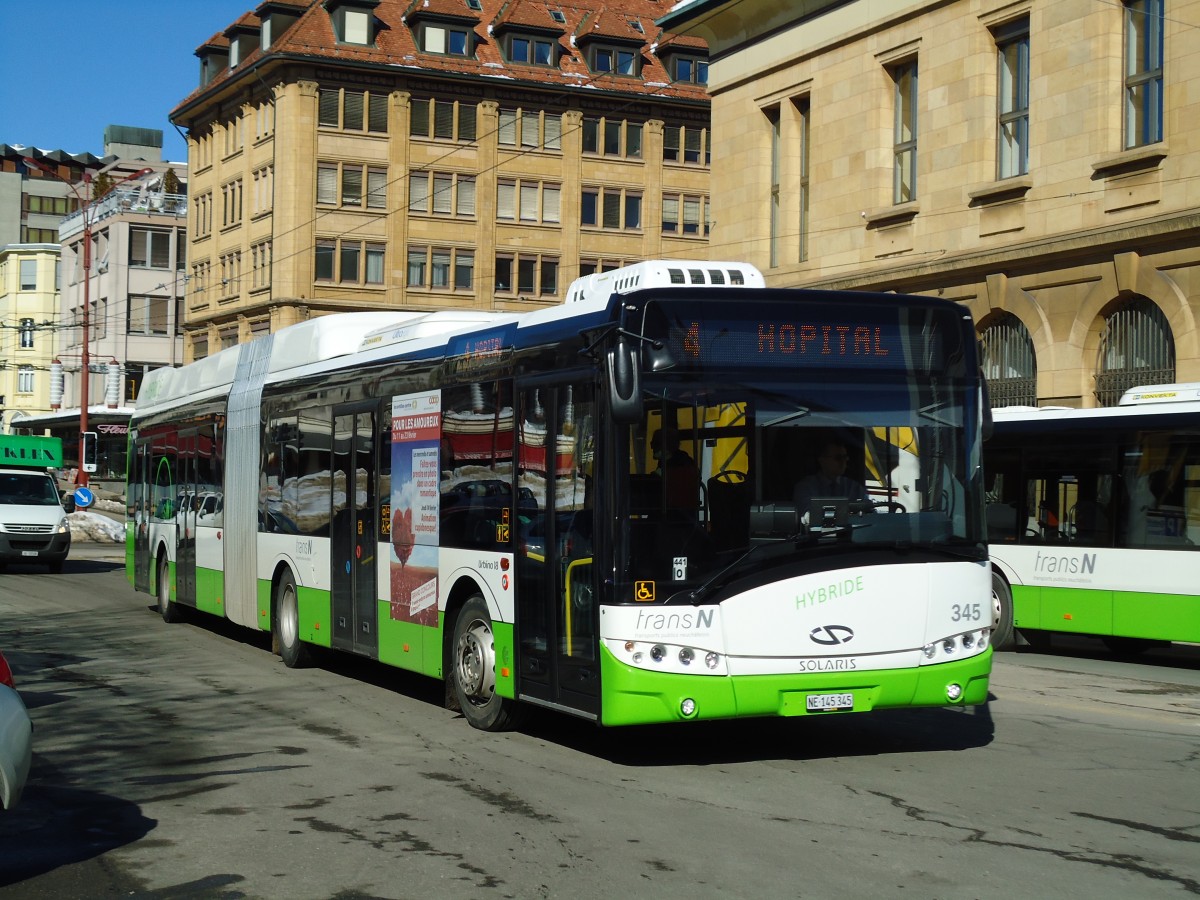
[{"xmin": 1, "ymin": 555, "xmax": 1198, "ymax": 899}]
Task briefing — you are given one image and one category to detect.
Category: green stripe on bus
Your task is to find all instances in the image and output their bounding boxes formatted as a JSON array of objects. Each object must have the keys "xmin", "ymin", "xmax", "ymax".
[{"xmin": 1014, "ymin": 583, "xmax": 1200, "ymax": 641}]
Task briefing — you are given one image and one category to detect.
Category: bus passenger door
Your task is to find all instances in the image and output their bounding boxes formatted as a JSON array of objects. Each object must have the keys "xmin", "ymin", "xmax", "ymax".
[
  {"xmin": 132, "ymin": 438, "xmax": 151, "ymax": 593},
  {"xmin": 331, "ymin": 405, "xmax": 379, "ymax": 657},
  {"xmin": 515, "ymin": 380, "xmax": 599, "ymax": 718},
  {"xmin": 175, "ymin": 430, "xmax": 198, "ymax": 608}
]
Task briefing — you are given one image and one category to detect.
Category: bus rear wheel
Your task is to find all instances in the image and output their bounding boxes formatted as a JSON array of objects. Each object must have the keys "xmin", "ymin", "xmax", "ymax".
[
  {"xmin": 158, "ymin": 556, "xmax": 182, "ymax": 623},
  {"xmin": 274, "ymin": 571, "xmax": 311, "ymax": 668},
  {"xmin": 991, "ymin": 571, "xmax": 1015, "ymax": 651},
  {"xmin": 451, "ymin": 596, "xmax": 522, "ymax": 731}
]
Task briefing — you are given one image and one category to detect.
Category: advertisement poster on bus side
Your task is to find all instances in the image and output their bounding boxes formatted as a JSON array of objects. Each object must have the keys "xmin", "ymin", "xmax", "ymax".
[{"xmin": 390, "ymin": 390, "xmax": 441, "ymax": 626}]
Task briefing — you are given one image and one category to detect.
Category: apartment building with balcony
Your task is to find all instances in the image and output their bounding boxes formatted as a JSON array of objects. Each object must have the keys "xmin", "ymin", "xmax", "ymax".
[
  {"xmin": 663, "ymin": 0, "xmax": 1200, "ymax": 407},
  {"xmin": 170, "ymin": 0, "xmax": 712, "ymax": 360}
]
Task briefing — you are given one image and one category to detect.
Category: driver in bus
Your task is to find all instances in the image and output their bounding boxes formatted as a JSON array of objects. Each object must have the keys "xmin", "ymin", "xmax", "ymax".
[{"xmin": 794, "ymin": 437, "xmax": 873, "ymax": 511}]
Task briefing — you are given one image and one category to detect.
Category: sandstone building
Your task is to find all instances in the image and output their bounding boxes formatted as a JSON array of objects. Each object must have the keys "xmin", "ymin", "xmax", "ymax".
[
  {"xmin": 171, "ymin": 0, "xmax": 712, "ymax": 360},
  {"xmin": 663, "ymin": 0, "xmax": 1198, "ymax": 407}
]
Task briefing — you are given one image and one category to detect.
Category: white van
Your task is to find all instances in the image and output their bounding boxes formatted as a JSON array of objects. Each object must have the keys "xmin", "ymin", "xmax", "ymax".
[{"xmin": 0, "ymin": 435, "xmax": 72, "ymax": 573}]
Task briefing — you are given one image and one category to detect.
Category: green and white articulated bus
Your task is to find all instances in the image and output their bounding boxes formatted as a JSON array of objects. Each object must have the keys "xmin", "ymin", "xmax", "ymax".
[
  {"xmin": 127, "ymin": 260, "xmax": 993, "ymax": 730},
  {"xmin": 986, "ymin": 384, "xmax": 1200, "ymax": 653}
]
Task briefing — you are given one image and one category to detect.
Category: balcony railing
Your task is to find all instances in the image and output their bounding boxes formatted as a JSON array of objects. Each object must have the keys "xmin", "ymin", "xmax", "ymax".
[{"xmin": 59, "ymin": 189, "xmax": 187, "ymax": 239}]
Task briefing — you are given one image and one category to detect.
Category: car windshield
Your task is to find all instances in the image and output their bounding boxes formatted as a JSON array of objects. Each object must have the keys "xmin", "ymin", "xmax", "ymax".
[
  {"xmin": 0, "ymin": 472, "xmax": 61, "ymax": 506},
  {"xmin": 614, "ymin": 373, "xmax": 985, "ymax": 602}
]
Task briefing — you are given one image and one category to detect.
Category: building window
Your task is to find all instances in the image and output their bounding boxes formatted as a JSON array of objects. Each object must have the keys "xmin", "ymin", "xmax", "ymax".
[
  {"xmin": 981, "ymin": 312, "xmax": 1036, "ymax": 407},
  {"xmin": 662, "ymin": 194, "xmax": 707, "ymax": 237},
  {"xmin": 251, "ymin": 240, "xmax": 272, "ymax": 290},
  {"xmin": 252, "ymin": 166, "xmax": 273, "ymax": 215},
  {"xmin": 996, "ymin": 19, "xmax": 1030, "ymax": 179},
  {"xmin": 317, "ymin": 162, "xmax": 388, "ymax": 209},
  {"xmin": 17, "ymin": 365, "xmax": 34, "ymax": 394},
  {"xmin": 220, "ymin": 251, "xmax": 242, "ymax": 297},
  {"xmin": 1124, "ymin": 0, "xmax": 1164, "ymax": 148},
  {"xmin": 409, "ymin": 171, "xmax": 475, "ymax": 217},
  {"xmin": 410, "ymin": 98, "xmax": 476, "ymax": 142},
  {"xmin": 589, "ymin": 44, "xmax": 638, "ymax": 76},
  {"xmin": 892, "ymin": 60, "xmax": 918, "ymax": 204},
  {"xmin": 662, "ymin": 125, "xmax": 708, "ymax": 165},
  {"xmin": 578, "ymin": 258, "xmax": 627, "ymax": 277},
  {"xmin": 331, "ymin": 6, "xmax": 373, "ymax": 46},
  {"xmin": 580, "ymin": 187, "xmax": 640, "ymax": 230},
  {"xmin": 318, "ymin": 88, "xmax": 389, "ymax": 133},
  {"xmin": 673, "ymin": 56, "xmax": 708, "ymax": 84},
  {"xmin": 19, "ymin": 259, "xmax": 36, "ymax": 290},
  {"xmin": 505, "ymin": 34, "xmax": 555, "ymax": 65},
  {"xmin": 497, "ymin": 179, "xmax": 560, "ymax": 224},
  {"xmin": 407, "ymin": 246, "xmax": 472, "ymax": 291},
  {"xmin": 221, "ymin": 179, "xmax": 244, "ymax": 228},
  {"xmin": 420, "ymin": 22, "xmax": 472, "ymax": 56},
  {"xmin": 796, "ymin": 98, "xmax": 810, "ymax": 263},
  {"xmin": 19, "ymin": 318, "xmax": 35, "ymax": 349},
  {"xmin": 130, "ymin": 229, "xmax": 171, "ymax": 268},
  {"xmin": 495, "ymin": 253, "xmax": 559, "ymax": 296},
  {"xmin": 313, "ymin": 240, "xmax": 384, "ymax": 285},
  {"xmin": 1095, "ymin": 296, "xmax": 1174, "ymax": 406},
  {"xmin": 767, "ymin": 106, "xmax": 780, "ymax": 268},
  {"xmin": 497, "ymin": 108, "xmax": 562, "ymax": 151},
  {"xmin": 194, "ymin": 191, "xmax": 213, "ymax": 237},
  {"xmin": 128, "ymin": 295, "xmax": 170, "ymax": 335},
  {"xmin": 581, "ymin": 117, "xmax": 640, "ymax": 157}
]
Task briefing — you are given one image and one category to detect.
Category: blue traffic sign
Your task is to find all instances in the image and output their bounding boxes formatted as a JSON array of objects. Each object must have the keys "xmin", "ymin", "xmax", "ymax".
[{"xmin": 73, "ymin": 487, "xmax": 95, "ymax": 509}]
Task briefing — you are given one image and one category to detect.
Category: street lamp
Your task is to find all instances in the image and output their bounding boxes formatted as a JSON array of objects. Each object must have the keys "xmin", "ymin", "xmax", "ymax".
[{"xmin": 24, "ymin": 158, "xmax": 152, "ymax": 485}]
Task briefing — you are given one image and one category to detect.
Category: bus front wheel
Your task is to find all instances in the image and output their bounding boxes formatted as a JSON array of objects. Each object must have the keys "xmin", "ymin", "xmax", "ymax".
[
  {"xmin": 157, "ymin": 556, "xmax": 182, "ymax": 623},
  {"xmin": 451, "ymin": 595, "xmax": 522, "ymax": 732},
  {"xmin": 274, "ymin": 571, "xmax": 311, "ymax": 668},
  {"xmin": 991, "ymin": 571, "xmax": 1015, "ymax": 651}
]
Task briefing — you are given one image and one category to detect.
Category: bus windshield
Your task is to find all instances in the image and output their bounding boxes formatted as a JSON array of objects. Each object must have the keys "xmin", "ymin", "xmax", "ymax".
[{"xmin": 617, "ymin": 372, "xmax": 984, "ymax": 601}]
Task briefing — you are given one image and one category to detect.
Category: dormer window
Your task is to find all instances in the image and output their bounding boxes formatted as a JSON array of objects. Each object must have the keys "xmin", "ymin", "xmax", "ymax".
[
  {"xmin": 420, "ymin": 21, "xmax": 472, "ymax": 56},
  {"xmin": 591, "ymin": 45, "xmax": 638, "ymax": 76},
  {"xmin": 505, "ymin": 34, "xmax": 556, "ymax": 66},
  {"xmin": 673, "ymin": 55, "xmax": 708, "ymax": 84},
  {"xmin": 198, "ymin": 47, "xmax": 230, "ymax": 86},
  {"xmin": 327, "ymin": 0, "xmax": 379, "ymax": 47}
]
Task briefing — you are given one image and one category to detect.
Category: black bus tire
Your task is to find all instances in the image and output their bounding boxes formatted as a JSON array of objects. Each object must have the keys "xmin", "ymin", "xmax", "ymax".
[
  {"xmin": 275, "ymin": 570, "xmax": 311, "ymax": 668},
  {"xmin": 991, "ymin": 570, "xmax": 1015, "ymax": 651},
  {"xmin": 158, "ymin": 556, "xmax": 182, "ymax": 623},
  {"xmin": 451, "ymin": 595, "xmax": 523, "ymax": 731}
]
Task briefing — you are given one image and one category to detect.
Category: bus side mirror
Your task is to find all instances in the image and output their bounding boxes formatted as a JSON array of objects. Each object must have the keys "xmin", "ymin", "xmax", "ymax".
[{"xmin": 606, "ymin": 339, "xmax": 642, "ymax": 424}]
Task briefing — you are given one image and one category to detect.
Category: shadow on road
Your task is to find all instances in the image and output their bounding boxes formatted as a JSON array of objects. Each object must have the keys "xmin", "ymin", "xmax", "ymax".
[{"xmin": 0, "ymin": 780, "xmax": 155, "ymax": 889}]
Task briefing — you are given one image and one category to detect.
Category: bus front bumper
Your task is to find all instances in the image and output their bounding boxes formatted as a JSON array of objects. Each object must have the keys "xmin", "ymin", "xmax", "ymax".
[{"xmin": 598, "ymin": 644, "xmax": 992, "ymax": 726}]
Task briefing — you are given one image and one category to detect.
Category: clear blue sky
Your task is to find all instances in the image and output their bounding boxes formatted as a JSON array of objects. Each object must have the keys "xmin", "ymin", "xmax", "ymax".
[{"xmin": 0, "ymin": 1, "xmax": 256, "ymax": 163}]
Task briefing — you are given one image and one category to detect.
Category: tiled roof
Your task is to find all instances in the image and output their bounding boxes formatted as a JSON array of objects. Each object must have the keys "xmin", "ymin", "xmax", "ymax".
[
  {"xmin": 175, "ymin": 0, "xmax": 708, "ymax": 119},
  {"xmin": 490, "ymin": 0, "xmax": 566, "ymax": 34}
]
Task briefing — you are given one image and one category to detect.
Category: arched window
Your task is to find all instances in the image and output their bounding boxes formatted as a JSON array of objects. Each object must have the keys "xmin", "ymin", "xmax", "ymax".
[
  {"xmin": 1095, "ymin": 296, "xmax": 1174, "ymax": 406},
  {"xmin": 980, "ymin": 312, "xmax": 1036, "ymax": 407}
]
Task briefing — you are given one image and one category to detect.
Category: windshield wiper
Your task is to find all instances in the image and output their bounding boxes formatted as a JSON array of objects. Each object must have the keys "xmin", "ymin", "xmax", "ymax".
[{"xmin": 684, "ymin": 536, "xmax": 802, "ymax": 605}]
